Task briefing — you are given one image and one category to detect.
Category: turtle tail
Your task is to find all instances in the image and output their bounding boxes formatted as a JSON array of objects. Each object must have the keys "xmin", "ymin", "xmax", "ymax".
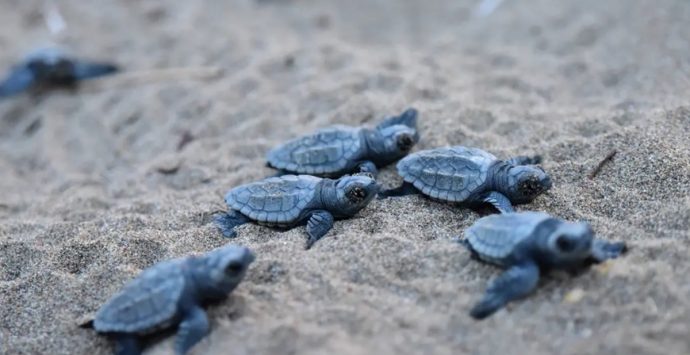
[{"xmin": 214, "ymin": 210, "xmax": 249, "ymax": 238}]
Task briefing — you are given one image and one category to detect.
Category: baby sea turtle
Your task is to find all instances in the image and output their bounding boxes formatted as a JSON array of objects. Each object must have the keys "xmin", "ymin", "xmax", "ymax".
[
  {"xmin": 267, "ymin": 108, "xmax": 419, "ymax": 178},
  {"xmin": 215, "ymin": 174, "xmax": 378, "ymax": 249},
  {"xmin": 460, "ymin": 212, "xmax": 627, "ymax": 319},
  {"xmin": 378, "ymin": 146, "xmax": 551, "ymax": 213},
  {"xmin": 0, "ymin": 47, "xmax": 118, "ymax": 98},
  {"xmin": 83, "ymin": 245, "xmax": 254, "ymax": 355}
]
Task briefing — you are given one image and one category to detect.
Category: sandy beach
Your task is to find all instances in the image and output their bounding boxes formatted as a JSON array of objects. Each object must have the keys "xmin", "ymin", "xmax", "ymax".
[{"xmin": 1, "ymin": 0, "xmax": 689, "ymax": 354}]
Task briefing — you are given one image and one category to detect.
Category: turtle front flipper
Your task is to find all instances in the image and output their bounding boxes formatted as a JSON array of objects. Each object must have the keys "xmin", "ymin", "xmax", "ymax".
[
  {"xmin": 506, "ymin": 155, "xmax": 542, "ymax": 166},
  {"xmin": 480, "ymin": 191, "xmax": 515, "ymax": 213},
  {"xmin": 590, "ymin": 239, "xmax": 627, "ymax": 263},
  {"xmin": 305, "ymin": 210, "xmax": 334, "ymax": 249},
  {"xmin": 377, "ymin": 182, "xmax": 418, "ymax": 199},
  {"xmin": 355, "ymin": 161, "xmax": 378, "ymax": 178},
  {"xmin": 0, "ymin": 66, "xmax": 35, "ymax": 98},
  {"xmin": 470, "ymin": 261, "xmax": 540, "ymax": 320},
  {"xmin": 174, "ymin": 306, "xmax": 210, "ymax": 355},
  {"xmin": 72, "ymin": 60, "xmax": 119, "ymax": 80},
  {"xmin": 214, "ymin": 210, "xmax": 250, "ymax": 238},
  {"xmin": 376, "ymin": 107, "xmax": 418, "ymax": 130},
  {"xmin": 114, "ymin": 334, "xmax": 141, "ymax": 355}
]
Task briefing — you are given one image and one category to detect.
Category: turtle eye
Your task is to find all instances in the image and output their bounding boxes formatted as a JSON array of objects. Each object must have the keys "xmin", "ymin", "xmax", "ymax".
[
  {"xmin": 225, "ymin": 261, "xmax": 244, "ymax": 275},
  {"xmin": 346, "ymin": 186, "xmax": 366, "ymax": 202},
  {"xmin": 555, "ymin": 235, "xmax": 575, "ymax": 252},
  {"xmin": 396, "ymin": 134, "xmax": 414, "ymax": 151}
]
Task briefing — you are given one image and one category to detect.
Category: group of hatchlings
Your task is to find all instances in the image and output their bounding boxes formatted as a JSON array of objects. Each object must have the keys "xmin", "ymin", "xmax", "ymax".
[
  {"xmin": 74, "ymin": 108, "xmax": 626, "ymax": 355},
  {"xmin": 0, "ymin": 49, "xmax": 628, "ymax": 355}
]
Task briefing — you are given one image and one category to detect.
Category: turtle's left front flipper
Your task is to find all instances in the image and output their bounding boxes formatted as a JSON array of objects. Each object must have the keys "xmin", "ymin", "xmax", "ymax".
[
  {"xmin": 470, "ymin": 261, "xmax": 540, "ymax": 320},
  {"xmin": 72, "ymin": 59, "xmax": 119, "ymax": 81},
  {"xmin": 0, "ymin": 65, "xmax": 35, "ymax": 98}
]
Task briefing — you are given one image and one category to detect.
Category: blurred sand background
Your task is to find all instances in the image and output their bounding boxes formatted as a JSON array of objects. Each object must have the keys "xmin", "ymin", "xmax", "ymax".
[{"xmin": 1, "ymin": 0, "xmax": 689, "ymax": 354}]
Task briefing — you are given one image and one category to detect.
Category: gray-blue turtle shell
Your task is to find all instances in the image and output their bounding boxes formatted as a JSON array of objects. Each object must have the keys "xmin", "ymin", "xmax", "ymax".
[
  {"xmin": 396, "ymin": 146, "xmax": 498, "ymax": 202},
  {"xmin": 93, "ymin": 259, "xmax": 186, "ymax": 334},
  {"xmin": 464, "ymin": 212, "xmax": 552, "ymax": 265},
  {"xmin": 267, "ymin": 126, "xmax": 365, "ymax": 175},
  {"xmin": 225, "ymin": 175, "xmax": 321, "ymax": 224}
]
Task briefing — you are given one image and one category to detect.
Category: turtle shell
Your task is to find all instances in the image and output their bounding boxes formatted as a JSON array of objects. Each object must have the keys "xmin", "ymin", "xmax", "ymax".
[
  {"xmin": 93, "ymin": 259, "xmax": 185, "ymax": 334},
  {"xmin": 464, "ymin": 212, "xmax": 552, "ymax": 265},
  {"xmin": 225, "ymin": 175, "xmax": 321, "ymax": 224},
  {"xmin": 397, "ymin": 146, "xmax": 497, "ymax": 202},
  {"xmin": 267, "ymin": 126, "xmax": 365, "ymax": 175}
]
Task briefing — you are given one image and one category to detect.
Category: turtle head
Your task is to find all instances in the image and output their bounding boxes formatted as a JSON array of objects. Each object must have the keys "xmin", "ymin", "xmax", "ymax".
[
  {"xmin": 504, "ymin": 165, "xmax": 552, "ymax": 204},
  {"xmin": 25, "ymin": 47, "xmax": 75, "ymax": 82},
  {"xmin": 333, "ymin": 174, "xmax": 378, "ymax": 215},
  {"xmin": 369, "ymin": 125, "xmax": 419, "ymax": 165},
  {"xmin": 543, "ymin": 221, "xmax": 594, "ymax": 263},
  {"xmin": 202, "ymin": 245, "xmax": 255, "ymax": 296},
  {"xmin": 370, "ymin": 108, "xmax": 420, "ymax": 163}
]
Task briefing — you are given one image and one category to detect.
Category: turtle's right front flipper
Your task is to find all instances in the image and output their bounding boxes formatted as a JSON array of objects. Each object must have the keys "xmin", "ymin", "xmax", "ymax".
[
  {"xmin": 470, "ymin": 261, "xmax": 539, "ymax": 320},
  {"xmin": 0, "ymin": 66, "xmax": 35, "ymax": 98},
  {"xmin": 305, "ymin": 210, "xmax": 334, "ymax": 249},
  {"xmin": 480, "ymin": 191, "xmax": 514, "ymax": 213}
]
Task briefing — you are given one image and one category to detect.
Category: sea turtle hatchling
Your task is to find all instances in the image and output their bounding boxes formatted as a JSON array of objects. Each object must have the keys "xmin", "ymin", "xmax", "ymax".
[
  {"xmin": 215, "ymin": 174, "xmax": 378, "ymax": 249},
  {"xmin": 266, "ymin": 108, "xmax": 419, "ymax": 178},
  {"xmin": 378, "ymin": 146, "xmax": 552, "ymax": 213},
  {"xmin": 82, "ymin": 245, "xmax": 255, "ymax": 355},
  {"xmin": 459, "ymin": 212, "xmax": 627, "ymax": 319},
  {"xmin": 0, "ymin": 47, "xmax": 118, "ymax": 98}
]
